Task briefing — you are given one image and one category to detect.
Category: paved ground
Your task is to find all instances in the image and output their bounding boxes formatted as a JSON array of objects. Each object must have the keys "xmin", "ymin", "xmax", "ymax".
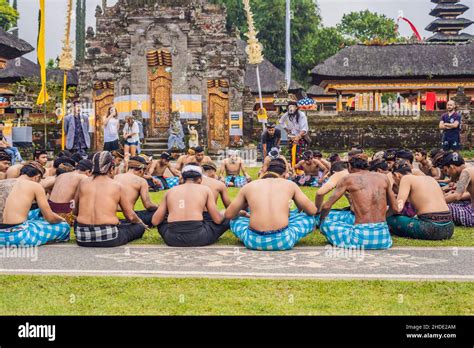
[{"xmin": 0, "ymin": 245, "xmax": 473, "ymax": 281}]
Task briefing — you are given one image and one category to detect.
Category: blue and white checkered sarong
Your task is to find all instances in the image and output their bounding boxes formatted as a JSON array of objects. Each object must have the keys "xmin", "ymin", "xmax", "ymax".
[
  {"xmin": 230, "ymin": 211, "xmax": 316, "ymax": 251},
  {"xmin": 319, "ymin": 210, "xmax": 392, "ymax": 249},
  {"xmin": 225, "ymin": 176, "xmax": 248, "ymax": 188},
  {"xmin": 153, "ymin": 176, "xmax": 180, "ymax": 191},
  {"xmin": 0, "ymin": 209, "xmax": 70, "ymax": 247}
]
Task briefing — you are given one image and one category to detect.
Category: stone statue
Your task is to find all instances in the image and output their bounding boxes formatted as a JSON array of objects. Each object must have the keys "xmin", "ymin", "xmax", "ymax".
[
  {"xmin": 167, "ymin": 112, "xmax": 186, "ymax": 151},
  {"xmin": 188, "ymin": 125, "xmax": 199, "ymax": 148}
]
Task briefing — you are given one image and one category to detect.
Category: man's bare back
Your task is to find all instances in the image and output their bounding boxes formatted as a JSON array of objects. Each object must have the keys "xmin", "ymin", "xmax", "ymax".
[
  {"xmin": 226, "ymin": 178, "xmax": 317, "ymax": 231},
  {"xmin": 114, "ymin": 172, "xmax": 149, "ymax": 209},
  {"xmin": 163, "ymin": 183, "xmax": 216, "ymax": 222},
  {"xmin": 49, "ymin": 172, "xmax": 87, "ymax": 203},
  {"xmin": 397, "ymin": 175, "xmax": 449, "ymax": 215},
  {"xmin": 202, "ymin": 176, "xmax": 231, "ymax": 207}
]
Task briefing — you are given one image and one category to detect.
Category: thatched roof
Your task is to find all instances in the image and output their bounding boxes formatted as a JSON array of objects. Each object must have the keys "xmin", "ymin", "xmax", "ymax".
[
  {"xmin": 0, "ymin": 29, "xmax": 34, "ymax": 60},
  {"xmin": 0, "ymin": 57, "xmax": 78, "ymax": 86},
  {"xmin": 311, "ymin": 42, "xmax": 474, "ymax": 84},
  {"xmin": 307, "ymin": 85, "xmax": 331, "ymax": 96},
  {"xmin": 238, "ymin": 40, "xmax": 302, "ymax": 93}
]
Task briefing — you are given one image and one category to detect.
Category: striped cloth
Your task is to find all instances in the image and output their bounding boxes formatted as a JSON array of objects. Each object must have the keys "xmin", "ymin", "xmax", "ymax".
[
  {"xmin": 230, "ymin": 211, "xmax": 316, "ymax": 251},
  {"xmin": 225, "ymin": 176, "xmax": 248, "ymax": 188},
  {"xmin": 319, "ymin": 210, "xmax": 392, "ymax": 250},
  {"xmin": 448, "ymin": 201, "xmax": 474, "ymax": 227},
  {"xmin": 0, "ymin": 209, "xmax": 70, "ymax": 247}
]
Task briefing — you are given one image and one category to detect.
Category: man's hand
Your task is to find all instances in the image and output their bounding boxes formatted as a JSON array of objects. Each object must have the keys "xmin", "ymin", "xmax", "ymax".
[{"xmin": 239, "ymin": 210, "xmax": 250, "ymax": 218}]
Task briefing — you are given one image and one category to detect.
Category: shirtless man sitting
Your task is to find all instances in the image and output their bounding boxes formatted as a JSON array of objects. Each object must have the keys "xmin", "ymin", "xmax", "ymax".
[
  {"xmin": 176, "ymin": 148, "xmax": 195, "ymax": 171},
  {"xmin": 148, "ymin": 152, "xmax": 181, "ymax": 190},
  {"xmin": 319, "ymin": 154, "xmax": 398, "ymax": 250},
  {"xmin": 0, "ymin": 151, "xmax": 11, "ymax": 180},
  {"xmin": 0, "ymin": 161, "xmax": 69, "ymax": 247},
  {"xmin": 414, "ymin": 149, "xmax": 439, "ymax": 178},
  {"xmin": 395, "ymin": 150, "xmax": 425, "ymax": 176},
  {"xmin": 369, "ymin": 158, "xmax": 394, "ymax": 189},
  {"xmin": 201, "ymin": 161, "xmax": 231, "ymax": 208},
  {"xmin": 151, "ymin": 164, "xmax": 229, "ymax": 247},
  {"xmin": 315, "ymin": 161, "xmax": 349, "ymax": 212},
  {"xmin": 218, "ymin": 150, "xmax": 252, "ymax": 188},
  {"xmin": 114, "ymin": 156, "xmax": 158, "ymax": 227},
  {"xmin": 387, "ymin": 160, "xmax": 454, "ymax": 240},
  {"xmin": 225, "ymin": 159, "xmax": 317, "ymax": 251},
  {"xmin": 259, "ymin": 147, "xmax": 292, "ymax": 178},
  {"xmin": 293, "ymin": 150, "xmax": 329, "ymax": 187},
  {"xmin": 73, "ymin": 151, "xmax": 147, "ymax": 247},
  {"xmin": 48, "ymin": 159, "xmax": 92, "ymax": 226},
  {"xmin": 439, "ymin": 152, "xmax": 474, "ymax": 227}
]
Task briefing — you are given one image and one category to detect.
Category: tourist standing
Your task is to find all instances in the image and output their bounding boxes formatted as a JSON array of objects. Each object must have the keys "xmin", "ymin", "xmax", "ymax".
[
  {"xmin": 103, "ymin": 106, "xmax": 120, "ymax": 152},
  {"xmin": 123, "ymin": 115, "xmax": 140, "ymax": 157},
  {"xmin": 279, "ymin": 101, "xmax": 310, "ymax": 166},
  {"xmin": 260, "ymin": 122, "xmax": 281, "ymax": 159},
  {"xmin": 439, "ymin": 100, "xmax": 462, "ymax": 151},
  {"xmin": 0, "ymin": 121, "xmax": 23, "ymax": 164},
  {"xmin": 64, "ymin": 101, "xmax": 90, "ymax": 156}
]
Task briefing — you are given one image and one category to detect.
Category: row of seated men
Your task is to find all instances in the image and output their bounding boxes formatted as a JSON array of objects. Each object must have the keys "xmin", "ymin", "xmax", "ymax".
[{"xmin": 0, "ymin": 145, "xmax": 471, "ymax": 250}]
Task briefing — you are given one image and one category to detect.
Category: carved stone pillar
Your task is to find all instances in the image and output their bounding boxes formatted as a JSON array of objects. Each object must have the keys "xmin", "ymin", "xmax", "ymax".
[
  {"xmin": 242, "ymin": 87, "xmax": 255, "ymax": 145},
  {"xmin": 453, "ymin": 86, "xmax": 472, "ymax": 149}
]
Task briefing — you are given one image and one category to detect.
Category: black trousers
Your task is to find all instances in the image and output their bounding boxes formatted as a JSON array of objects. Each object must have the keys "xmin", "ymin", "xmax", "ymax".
[
  {"xmin": 76, "ymin": 222, "xmax": 145, "ymax": 248},
  {"xmin": 158, "ymin": 215, "xmax": 230, "ymax": 247},
  {"xmin": 135, "ymin": 209, "xmax": 157, "ymax": 228}
]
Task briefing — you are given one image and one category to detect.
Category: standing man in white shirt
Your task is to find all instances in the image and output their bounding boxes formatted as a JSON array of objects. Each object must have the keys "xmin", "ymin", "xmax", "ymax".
[
  {"xmin": 103, "ymin": 106, "xmax": 120, "ymax": 152},
  {"xmin": 279, "ymin": 101, "xmax": 310, "ymax": 168},
  {"xmin": 123, "ymin": 115, "xmax": 140, "ymax": 157}
]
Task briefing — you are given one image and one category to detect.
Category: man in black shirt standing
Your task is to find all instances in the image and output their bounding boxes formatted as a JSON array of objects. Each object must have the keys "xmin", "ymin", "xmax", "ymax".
[{"xmin": 260, "ymin": 122, "xmax": 281, "ymax": 159}]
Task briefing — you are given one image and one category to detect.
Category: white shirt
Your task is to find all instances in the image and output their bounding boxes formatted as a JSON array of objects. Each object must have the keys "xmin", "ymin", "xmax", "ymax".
[
  {"xmin": 123, "ymin": 121, "xmax": 140, "ymax": 143},
  {"xmin": 279, "ymin": 110, "xmax": 309, "ymax": 136},
  {"xmin": 104, "ymin": 118, "xmax": 119, "ymax": 142}
]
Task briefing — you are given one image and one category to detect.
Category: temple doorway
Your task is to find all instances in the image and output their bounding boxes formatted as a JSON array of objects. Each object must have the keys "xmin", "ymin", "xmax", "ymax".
[
  {"xmin": 208, "ymin": 79, "xmax": 229, "ymax": 151},
  {"xmin": 93, "ymin": 81, "xmax": 115, "ymax": 150}
]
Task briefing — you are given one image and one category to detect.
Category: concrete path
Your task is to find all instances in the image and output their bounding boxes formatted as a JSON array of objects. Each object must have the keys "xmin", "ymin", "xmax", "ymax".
[{"xmin": 0, "ymin": 245, "xmax": 473, "ymax": 281}]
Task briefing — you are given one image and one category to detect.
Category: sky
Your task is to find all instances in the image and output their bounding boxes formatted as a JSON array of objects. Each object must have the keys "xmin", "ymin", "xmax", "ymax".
[{"xmin": 16, "ymin": 0, "xmax": 474, "ymax": 62}]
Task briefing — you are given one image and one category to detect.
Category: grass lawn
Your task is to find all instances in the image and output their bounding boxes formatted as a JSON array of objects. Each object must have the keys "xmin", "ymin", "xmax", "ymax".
[
  {"xmin": 67, "ymin": 167, "xmax": 473, "ymax": 247},
  {"xmin": 0, "ymin": 275, "xmax": 472, "ymax": 315}
]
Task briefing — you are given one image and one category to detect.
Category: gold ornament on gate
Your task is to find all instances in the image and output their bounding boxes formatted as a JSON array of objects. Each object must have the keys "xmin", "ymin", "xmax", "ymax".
[{"xmin": 58, "ymin": 0, "xmax": 74, "ymax": 71}]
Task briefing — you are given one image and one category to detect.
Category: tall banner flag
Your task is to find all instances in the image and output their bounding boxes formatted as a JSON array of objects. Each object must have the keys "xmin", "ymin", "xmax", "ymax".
[{"xmin": 36, "ymin": 0, "xmax": 49, "ymax": 105}]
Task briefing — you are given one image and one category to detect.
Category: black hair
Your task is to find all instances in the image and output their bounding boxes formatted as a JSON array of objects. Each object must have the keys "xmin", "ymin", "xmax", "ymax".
[
  {"xmin": 395, "ymin": 150, "xmax": 414, "ymax": 164},
  {"xmin": 161, "ymin": 152, "xmax": 171, "ymax": 160},
  {"xmin": 329, "ymin": 153, "xmax": 340, "ymax": 163},
  {"xmin": 20, "ymin": 165, "xmax": 42, "ymax": 178},
  {"xmin": 267, "ymin": 159, "xmax": 287, "ymax": 176},
  {"xmin": 194, "ymin": 146, "xmax": 204, "ymax": 154},
  {"xmin": 53, "ymin": 157, "xmax": 76, "ymax": 169},
  {"xmin": 130, "ymin": 156, "xmax": 147, "ymax": 165},
  {"xmin": 369, "ymin": 159, "xmax": 389, "ymax": 172},
  {"xmin": 392, "ymin": 160, "xmax": 412, "ymax": 175},
  {"xmin": 430, "ymin": 148, "xmax": 442, "ymax": 159},
  {"xmin": 33, "ymin": 149, "xmax": 47, "ymax": 159},
  {"xmin": 438, "ymin": 152, "xmax": 465, "ymax": 168},
  {"xmin": 57, "ymin": 150, "xmax": 72, "ymax": 158},
  {"xmin": 76, "ymin": 159, "xmax": 93, "ymax": 172},
  {"xmin": 0, "ymin": 121, "xmax": 4, "ymax": 125},
  {"xmin": 313, "ymin": 151, "xmax": 323, "ymax": 158},
  {"xmin": 348, "ymin": 149, "xmax": 364, "ymax": 157},
  {"xmin": 414, "ymin": 149, "xmax": 427, "ymax": 157},
  {"xmin": 71, "ymin": 153, "xmax": 83, "ymax": 164},
  {"xmin": 56, "ymin": 163, "xmax": 75, "ymax": 176},
  {"xmin": 330, "ymin": 161, "xmax": 347, "ymax": 174},
  {"xmin": 349, "ymin": 156, "xmax": 369, "ymax": 170},
  {"xmin": 303, "ymin": 150, "xmax": 313, "ymax": 160},
  {"xmin": 351, "ymin": 144, "xmax": 363, "ymax": 150},
  {"xmin": 182, "ymin": 171, "xmax": 202, "ymax": 181}
]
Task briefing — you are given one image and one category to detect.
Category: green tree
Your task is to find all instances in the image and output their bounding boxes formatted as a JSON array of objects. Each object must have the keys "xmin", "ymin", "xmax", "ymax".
[
  {"xmin": 0, "ymin": 0, "xmax": 18, "ymax": 31},
  {"xmin": 210, "ymin": 0, "xmax": 322, "ymax": 85},
  {"xmin": 337, "ymin": 10, "xmax": 399, "ymax": 42},
  {"xmin": 75, "ymin": 0, "xmax": 86, "ymax": 62}
]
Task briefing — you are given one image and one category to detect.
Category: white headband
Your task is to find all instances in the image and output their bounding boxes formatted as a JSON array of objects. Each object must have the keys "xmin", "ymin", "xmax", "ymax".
[{"xmin": 182, "ymin": 165, "xmax": 203, "ymax": 175}]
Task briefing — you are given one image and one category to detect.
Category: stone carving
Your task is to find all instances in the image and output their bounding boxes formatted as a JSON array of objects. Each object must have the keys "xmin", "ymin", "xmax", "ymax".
[{"xmin": 187, "ymin": 125, "xmax": 199, "ymax": 148}]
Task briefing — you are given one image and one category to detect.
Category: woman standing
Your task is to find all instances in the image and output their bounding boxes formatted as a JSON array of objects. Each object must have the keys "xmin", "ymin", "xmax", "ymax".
[
  {"xmin": 123, "ymin": 115, "xmax": 140, "ymax": 157},
  {"xmin": 103, "ymin": 106, "xmax": 120, "ymax": 152},
  {"xmin": 279, "ymin": 101, "xmax": 310, "ymax": 167}
]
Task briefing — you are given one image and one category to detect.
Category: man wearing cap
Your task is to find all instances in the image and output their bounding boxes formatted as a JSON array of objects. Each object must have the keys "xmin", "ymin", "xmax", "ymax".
[
  {"xmin": 152, "ymin": 163, "xmax": 229, "ymax": 247},
  {"xmin": 440, "ymin": 152, "xmax": 474, "ymax": 227},
  {"xmin": 259, "ymin": 147, "xmax": 292, "ymax": 178},
  {"xmin": 293, "ymin": 150, "xmax": 329, "ymax": 187},
  {"xmin": 260, "ymin": 122, "xmax": 281, "ymax": 159},
  {"xmin": 115, "ymin": 156, "xmax": 159, "ymax": 227},
  {"xmin": 225, "ymin": 159, "xmax": 317, "ymax": 251},
  {"xmin": 74, "ymin": 151, "xmax": 147, "ymax": 247},
  {"xmin": 279, "ymin": 101, "xmax": 309, "ymax": 165},
  {"xmin": 218, "ymin": 150, "xmax": 252, "ymax": 188},
  {"xmin": 439, "ymin": 100, "xmax": 462, "ymax": 152},
  {"xmin": 148, "ymin": 152, "xmax": 181, "ymax": 190},
  {"xmin": 202, "ymin": 161, "xmax": 231, "ymax": 208},
  {"xmin": 0, "ymin": 151, "xmax": 11, "ymax": 180},
  {"xmin": 0, "ymin": 161, "xmax": 70, "ymax": 247},
  {"xmin": 318, "ymin": 154, "xmax": 398, "ymax": 250},
  {"xmin": 48, "ymin": 159, "xmax": 93, "ymax": 226},
  {"xmin": 387, "ymin": 160, "xmax": 454, "ymax": 240}
]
